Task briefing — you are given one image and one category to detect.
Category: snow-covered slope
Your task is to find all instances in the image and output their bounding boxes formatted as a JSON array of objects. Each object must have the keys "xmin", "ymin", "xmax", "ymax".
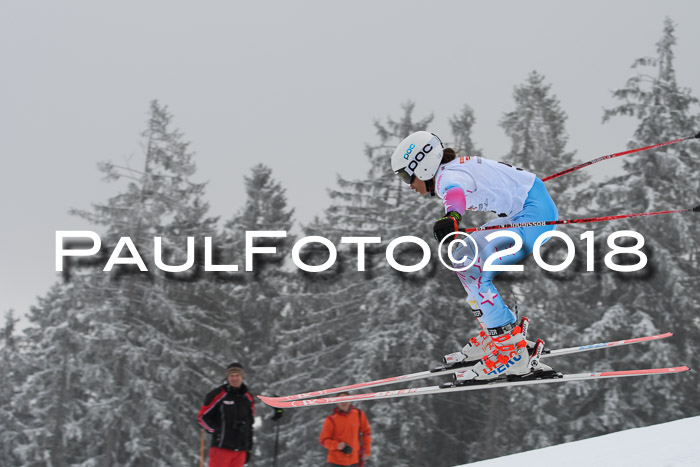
[{"xmin": 457, "ymin": 416, "xmax": 700, "ymax": 467}]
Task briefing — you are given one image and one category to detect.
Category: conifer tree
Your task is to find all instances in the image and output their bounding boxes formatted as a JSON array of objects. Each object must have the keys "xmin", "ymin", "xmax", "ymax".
[
  {"xmin": 587, "ymin": 16, "xmax": 699, "ymax": 429},
  {"xmin": 14, "ymin": 100, "xmax": 221, "ymax": 466},
  {"xmin": 219, "ymin": 163, "xmax": 295, "ymax": 355},
  {"xmin": 523, "ymin": 18, "xmax": 699, "ymax": 447},
  {"xmin": 0, "ymin": 310, "xmax": 24, "ymax": 466},
  {"xmin": 11, "ymin": 287, "xmax": 94, "ymax": 466},
  {"xmin": 450, "ymin": 104, "xmax": 480, "ymax": 156},
  {"xmin": 501, "ymin": 70, "xmax": 587, "ymax": 207},
  {"xmin": 214, "ymin": 163, "xmax": 296, "ymax": 461}
]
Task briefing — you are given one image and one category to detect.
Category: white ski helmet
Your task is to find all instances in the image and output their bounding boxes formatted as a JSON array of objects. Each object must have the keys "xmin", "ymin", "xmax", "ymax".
[{"xmin": 391, "ymin": 131, "xmax": 444, "ymax": 185}]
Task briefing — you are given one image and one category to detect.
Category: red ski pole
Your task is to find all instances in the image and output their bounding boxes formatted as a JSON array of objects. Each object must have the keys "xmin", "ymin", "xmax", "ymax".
[
  {"xmin": 542, "ymin": 131, "xmax": 700, "ymax": 182},
  {"xmin": 462, "ymin": 205, "xmax": 700, "ymax": 233}
]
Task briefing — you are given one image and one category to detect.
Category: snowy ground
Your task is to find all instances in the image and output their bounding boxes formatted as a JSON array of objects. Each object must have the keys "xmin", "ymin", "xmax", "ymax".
[{"xmin": 456, "ymin": 416, "xmax": 700, "ymax": 467}]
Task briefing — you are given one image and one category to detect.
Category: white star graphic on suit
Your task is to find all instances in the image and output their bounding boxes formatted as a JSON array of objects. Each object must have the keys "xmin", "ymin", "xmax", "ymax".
[{"xmin": 479, "ymin": 289, "xmax": 498, "ymax": 306}]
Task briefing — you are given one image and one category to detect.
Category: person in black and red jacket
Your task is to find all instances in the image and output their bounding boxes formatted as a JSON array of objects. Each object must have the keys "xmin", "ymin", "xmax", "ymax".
[{"xmin": 198, "ymin": 362, "xmax": 255, "ymax": 467}]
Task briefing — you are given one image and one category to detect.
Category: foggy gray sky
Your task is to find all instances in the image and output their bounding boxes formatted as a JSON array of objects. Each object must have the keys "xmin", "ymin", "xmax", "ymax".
[{"xmin": 2, "ymin": 1, "xmax": 699, "ymax": 319}]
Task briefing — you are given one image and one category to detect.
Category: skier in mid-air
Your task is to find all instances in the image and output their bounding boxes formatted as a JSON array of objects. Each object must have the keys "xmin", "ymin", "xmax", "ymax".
[
  {"xmin": 391, "ymin": 131, "xmax": 560, "ymax": 382},
  {"xmin": 257, "ymin": 131, "xmax": 693, "ymax": 409}
]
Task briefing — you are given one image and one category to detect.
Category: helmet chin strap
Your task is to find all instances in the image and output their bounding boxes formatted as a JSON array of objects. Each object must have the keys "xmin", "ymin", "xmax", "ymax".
[{"xmin": 425, "ymin": 178, "xmax": 436, "ymax": 197}]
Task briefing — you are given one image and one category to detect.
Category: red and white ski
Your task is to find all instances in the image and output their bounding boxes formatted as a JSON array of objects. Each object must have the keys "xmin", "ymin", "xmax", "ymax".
[
  {"xmin": 259, "ymin": 332, "xmax": 673, "ymax": 404},
  {"xmin": 259, "ymin": 366, "xmax": 689, "ymax": 408}
]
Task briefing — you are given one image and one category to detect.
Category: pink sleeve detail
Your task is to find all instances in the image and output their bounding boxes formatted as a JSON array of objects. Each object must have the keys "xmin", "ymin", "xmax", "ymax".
[{"xmin": 444, "ymin": 187, "xmax": 466, "ymax": 215}]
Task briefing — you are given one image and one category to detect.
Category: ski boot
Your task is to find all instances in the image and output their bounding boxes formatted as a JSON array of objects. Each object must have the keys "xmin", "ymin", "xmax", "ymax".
[
  {"xmin": 453, "ymin": 320, "xmax": 552, "ymax": 383},
  {"xmin": 434, "ymin": 309, "xmax": 492, "ymax": 372},
  {"xmin": 435, "ymin": 315, "xmax": 531, "ymax": 372},
  {"xmin": 445, "ymin": 322, "xmax": 492, "ymax": 363}
]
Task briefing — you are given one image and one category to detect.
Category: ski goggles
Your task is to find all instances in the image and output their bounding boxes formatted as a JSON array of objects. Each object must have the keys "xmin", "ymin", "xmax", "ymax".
[{"xmin": 394, "ymin": 168, "xmax": 415, "ymax": 185}]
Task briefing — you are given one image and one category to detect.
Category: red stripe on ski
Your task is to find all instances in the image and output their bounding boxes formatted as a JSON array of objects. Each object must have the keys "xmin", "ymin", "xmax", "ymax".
[
  {"xmin": 598, "ymin": 366, "xmax": 689, "ymax": 377},
  {"xmin": 610, "ymin": 332, "xmax": 673, "ymax": 345},
  {"xmin": 260, "ymin": 332, "xmax": 673, "ymax": 404},
  {"xmin": 259, "ymin": 366, "xmax": 689, "ymax": 409},
  {"xmin": 268, "ymin": 373, "xmax": 424, "ymax": 402}
]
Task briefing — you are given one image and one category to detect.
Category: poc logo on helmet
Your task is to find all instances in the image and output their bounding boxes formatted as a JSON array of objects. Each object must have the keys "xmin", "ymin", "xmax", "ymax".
[
  {"xmin": 407, "ymin": 144, "xmax": 433, "ymax": 172},
  {"xmin": 403, "ymin": 143, "xmax": 416, "ymax": 160}
]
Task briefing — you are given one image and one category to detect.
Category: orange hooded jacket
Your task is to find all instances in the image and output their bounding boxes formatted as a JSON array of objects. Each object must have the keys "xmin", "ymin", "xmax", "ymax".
[{"xmin": 319, "ymin": 406, "xmax": 371, "ymax": 466}]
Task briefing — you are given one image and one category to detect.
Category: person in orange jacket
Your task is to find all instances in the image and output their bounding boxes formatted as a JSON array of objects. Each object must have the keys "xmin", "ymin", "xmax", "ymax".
[{"xmin": 319, "ymin": 392, "xmax": 371, "ymax": 466}]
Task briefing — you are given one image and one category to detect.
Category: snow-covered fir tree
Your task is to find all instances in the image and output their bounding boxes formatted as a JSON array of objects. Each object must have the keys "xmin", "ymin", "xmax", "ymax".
[
  {"xmin": 10, "ymin": 286, "xmax": 95, "ymax": 466},
  {"xmin": 212, "ymin": 163, "xmax": 297, "ymax": 464},
  {"xmin": 449, "ymin": 104, "xmax": 481, "ymax": 156},
  {"xmin": 551, "ymin": 17, "xmax": 699, "ymax": 443},
  {"xmin": 595, "ymin": 16, "xmax": 698, "ymax": 424},
  {"xmin": 83, "ymin": 101, "xmax": 219, "ymax": 467},
  {"xmin": 501, "ymin": 70, "xmax": 588, "ymax": 208},
  {"xmin": 0, "ymin": 310, "xmax": 25, "ymax": 466},
  {"xmin": 12, "ymin": 101, "xmax": 221, "ymax": 467}
]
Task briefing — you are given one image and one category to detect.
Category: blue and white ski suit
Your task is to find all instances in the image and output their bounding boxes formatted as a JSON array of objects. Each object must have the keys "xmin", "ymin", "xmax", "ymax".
[{"xmin": 435, "ymin": 156, "xmax": 559, "ymax": 329}]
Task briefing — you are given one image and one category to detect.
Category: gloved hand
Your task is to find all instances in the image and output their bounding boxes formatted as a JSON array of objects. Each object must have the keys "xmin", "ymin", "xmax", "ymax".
[
  {"xmin": 340, "ymin": 445, "xmax": 353, "ymax": 455},
  {"xmin": 271, "ymin": 408, "xmax": 284, "ymax": 421},
  {"xmin": 433, "ymin": 211, "xmax": 462, "ymax": 242},
  {"xmin": 245, "ymin": 450, "xmax": 252, "ymax": 464}
]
